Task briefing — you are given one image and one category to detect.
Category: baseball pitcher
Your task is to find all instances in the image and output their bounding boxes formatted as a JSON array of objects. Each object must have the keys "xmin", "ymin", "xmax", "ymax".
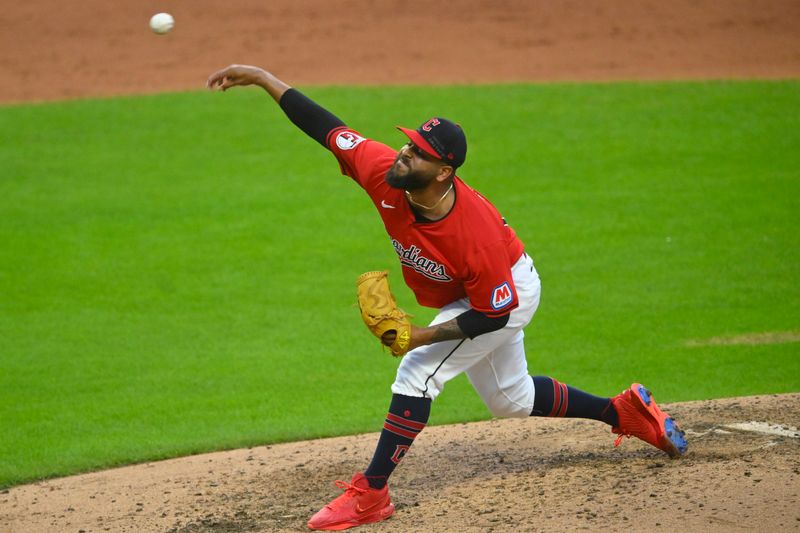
[{"xmin": 206, "ymin": 65, "xmax": 688, "ymax": 531}]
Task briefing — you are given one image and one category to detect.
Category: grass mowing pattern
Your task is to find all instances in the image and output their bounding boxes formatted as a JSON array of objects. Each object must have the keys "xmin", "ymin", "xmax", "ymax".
[{"xmin": 1, "ymin": 81, "xmax": 798, "ymax": 487}]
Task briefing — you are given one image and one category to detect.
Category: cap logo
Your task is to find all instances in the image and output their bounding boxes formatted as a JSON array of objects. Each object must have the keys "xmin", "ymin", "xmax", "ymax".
[{"xmin": 421, "ymin": 118, "xmax": 441, "ymax": 132}]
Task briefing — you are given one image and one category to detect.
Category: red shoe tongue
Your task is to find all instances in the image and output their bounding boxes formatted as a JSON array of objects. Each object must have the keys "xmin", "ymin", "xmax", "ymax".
[{"xmin": 352, "ymin": 474, "xmax": 371, "ymax": 490}]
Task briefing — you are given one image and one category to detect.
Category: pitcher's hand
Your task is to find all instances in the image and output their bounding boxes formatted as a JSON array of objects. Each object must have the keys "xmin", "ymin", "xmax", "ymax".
[{"xmin": 206, "ymin": 64, "xmax": 269, "ymax": 91}]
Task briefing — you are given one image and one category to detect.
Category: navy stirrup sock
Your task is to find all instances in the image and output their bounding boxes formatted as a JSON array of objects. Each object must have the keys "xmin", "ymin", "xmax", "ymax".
[
  {"xmin": 364, "ymin": 394, "xmax": 431, "ymax": 489},
  {"xmin": 530, "ymin": 376, "xmax": 619, "ymax": 427}
]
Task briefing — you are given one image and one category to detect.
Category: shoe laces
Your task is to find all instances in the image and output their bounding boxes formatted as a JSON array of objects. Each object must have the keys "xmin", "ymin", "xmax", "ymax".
[
  {"xmin": 334, "ymin": 479, "xmax": 368, "ymax": 495},
  {"xmin": 323, "ymin": 479, "xmax": 369, "ymax": 511}
]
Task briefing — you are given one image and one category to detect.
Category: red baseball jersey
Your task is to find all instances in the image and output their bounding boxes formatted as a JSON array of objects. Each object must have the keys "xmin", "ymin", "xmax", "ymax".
[{"xmin": 327, "ymin": 127, "xmax": 525, "ymax": 316}]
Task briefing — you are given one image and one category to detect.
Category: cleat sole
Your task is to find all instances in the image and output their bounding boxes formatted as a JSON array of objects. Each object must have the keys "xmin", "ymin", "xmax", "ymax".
[
  {"xmin": 664, "ymin": 418, "xmax": 688, "ymax": 456},
  {"xmin": 637, "ymin": 384, "xmax": 652, "ymax": 406},
  {"xmin": 630, "ymin": 383, "xmax": 689, "ymax": 458}
]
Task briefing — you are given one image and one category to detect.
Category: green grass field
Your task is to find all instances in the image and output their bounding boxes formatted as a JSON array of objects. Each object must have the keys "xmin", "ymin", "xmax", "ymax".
[{"xmin": 1, "ymin": 81, "xmax": 798, "ymax": 488}]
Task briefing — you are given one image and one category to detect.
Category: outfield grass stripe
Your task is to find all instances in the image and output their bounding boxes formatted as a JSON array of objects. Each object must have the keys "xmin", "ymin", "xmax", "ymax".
[{"xmin": 685, "ymin": 331, "xmax": 800, "ymax": 347}]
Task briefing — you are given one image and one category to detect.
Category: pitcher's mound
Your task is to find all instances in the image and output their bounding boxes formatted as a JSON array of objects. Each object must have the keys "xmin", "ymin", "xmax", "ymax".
[{"xmin": 2, "ymin": 394, "xmax": 798, "ymax": 532}]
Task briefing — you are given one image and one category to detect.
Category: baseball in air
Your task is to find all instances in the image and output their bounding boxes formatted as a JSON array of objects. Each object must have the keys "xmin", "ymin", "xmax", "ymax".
[{"xmin": 149, "ymin": 13, "xmax": 174, "ymax": 35}]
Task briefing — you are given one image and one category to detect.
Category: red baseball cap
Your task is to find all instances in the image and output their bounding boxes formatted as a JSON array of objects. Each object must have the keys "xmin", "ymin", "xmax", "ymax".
[{"xmin": 397, "ymin": 117, "xmax": 467, "ymax": 168}]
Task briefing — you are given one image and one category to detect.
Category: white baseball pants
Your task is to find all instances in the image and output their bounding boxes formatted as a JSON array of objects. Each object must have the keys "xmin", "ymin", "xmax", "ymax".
[{"xmin": 392, "ymin": 253, "xmax": 541, "ymax": 418}]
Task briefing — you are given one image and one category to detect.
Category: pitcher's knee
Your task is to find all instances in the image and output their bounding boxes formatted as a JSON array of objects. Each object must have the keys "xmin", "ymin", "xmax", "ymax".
[{"xmin": 392, "ymin": 374, "xmax": 441, "ymax": 400}]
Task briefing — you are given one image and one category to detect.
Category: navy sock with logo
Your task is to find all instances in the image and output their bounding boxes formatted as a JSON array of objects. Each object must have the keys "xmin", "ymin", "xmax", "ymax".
[
  {"xmin": 364, "ymin": 394, "xmax": 431, "ymax": 489},
  {"xmin": 530, "ymin": 376, "xmax": 619, "ymax": 427}
]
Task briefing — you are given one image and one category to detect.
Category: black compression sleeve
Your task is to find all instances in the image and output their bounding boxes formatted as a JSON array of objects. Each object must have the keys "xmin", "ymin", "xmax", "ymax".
[
  {"xmin": 456, "ymin": 309, "xmax": 510, "ymax": 339},
  {"xmin": 278, "ymin": 88, "xmax": 346, "ymax": 148}
]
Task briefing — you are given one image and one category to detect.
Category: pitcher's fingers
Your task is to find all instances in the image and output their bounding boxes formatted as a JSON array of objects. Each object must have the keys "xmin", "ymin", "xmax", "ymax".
[{"xmin": 206, "ymin": 68, "xmax": 229, "ymax": 89}]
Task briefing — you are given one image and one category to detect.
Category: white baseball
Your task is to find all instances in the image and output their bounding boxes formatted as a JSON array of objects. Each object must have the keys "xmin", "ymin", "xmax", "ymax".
[{"xmin": 149, "ymin": 13, "xmax": 174, "ymax": 35}]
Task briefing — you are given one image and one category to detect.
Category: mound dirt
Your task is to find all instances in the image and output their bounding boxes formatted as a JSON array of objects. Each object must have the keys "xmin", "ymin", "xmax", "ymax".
[{"xmin": 2, "ymin": 395, "xmax": 799, "ymax": 532}]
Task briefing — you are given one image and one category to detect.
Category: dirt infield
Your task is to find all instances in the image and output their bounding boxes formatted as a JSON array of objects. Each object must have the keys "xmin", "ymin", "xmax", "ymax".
[
  {"xmin": 2, "ymin": 395, "xmax": 799, "ymax": 532},
  {"xmin": 1, "ymin": 0, "xmax": 799, "ymax": 105},
  {"xmin": 2, "ymin": 1, "xmax": 799, "ymax": 532}
]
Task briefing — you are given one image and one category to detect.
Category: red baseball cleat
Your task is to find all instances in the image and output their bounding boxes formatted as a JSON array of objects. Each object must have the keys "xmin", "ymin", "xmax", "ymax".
[
  {"xmin": 611, "ymin": 383, "xmax": 688, "ymax": 458},
  {"xmin": 307, "ymin": 472, "xmax": 395, "ymax": 531}
]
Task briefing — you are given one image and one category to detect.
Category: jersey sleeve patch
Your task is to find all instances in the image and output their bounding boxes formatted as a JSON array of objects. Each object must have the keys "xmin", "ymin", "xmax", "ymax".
[
  {"xmin": 490, "ymin": 282, "xmax": 514, "ymax": 310},
  {"xmin": 334, "ymin": 130, "xmax": 366, "ymax": 150}
]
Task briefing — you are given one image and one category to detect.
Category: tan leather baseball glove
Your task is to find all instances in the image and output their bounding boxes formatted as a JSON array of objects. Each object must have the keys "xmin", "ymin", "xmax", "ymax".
[{"xmin": 356, "ymin": 271, "xmax": 412, "ymax": 356}]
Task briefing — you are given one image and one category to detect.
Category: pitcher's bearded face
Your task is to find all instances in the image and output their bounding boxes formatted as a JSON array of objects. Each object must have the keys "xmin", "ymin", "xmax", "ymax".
[
  {"xmin": 385, "ymin": 142, "xmax": 443, "ymax": 191},
  {"xmin": 385, "ymin": 156, "xmax": 433, "ymax": 190}
]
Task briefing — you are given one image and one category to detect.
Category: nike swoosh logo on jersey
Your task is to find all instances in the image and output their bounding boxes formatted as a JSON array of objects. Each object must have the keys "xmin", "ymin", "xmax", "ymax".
[{"xmin": 381, "ymin": 200, "xmax": 396, "ymax": 209}]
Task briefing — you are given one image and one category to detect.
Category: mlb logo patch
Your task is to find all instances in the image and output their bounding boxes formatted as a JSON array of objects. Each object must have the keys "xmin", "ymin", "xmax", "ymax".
[{"xmin": 491, "ymin": 282, "xmax": 513, "ymax": 310}]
